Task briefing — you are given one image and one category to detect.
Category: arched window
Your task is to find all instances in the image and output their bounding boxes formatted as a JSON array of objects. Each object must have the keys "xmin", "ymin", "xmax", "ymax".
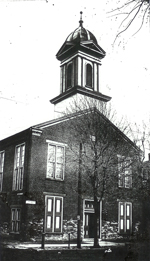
[
  {"xmin": 67, "ymin": 63, "xmax": 72, "ymax": 89},
  {"xmin": 86, "ymin": 64, "xmax": 92, "ymax": 88}
]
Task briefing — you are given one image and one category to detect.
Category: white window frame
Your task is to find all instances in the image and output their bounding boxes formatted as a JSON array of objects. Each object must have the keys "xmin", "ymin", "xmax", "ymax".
[
  {"xmin": 66, "ymin": 61, "xmax": 74, "ymax": 89},
  {"xmin": 85, "ymin": 61, "xmax": 93, "ymax": 89},
  {"xmin": 118, "ymin": 156, "xmax": 132, "ymax": 188},
  {"xmin": 11, "ymin": 208, "xmax": 21, "ymax": 233},
  {"xmin": 45, "ymin": 195, "xmax": 63, "ymax": 233},
  {"xmin": 83, "ymin": 199, "xmax": 102, "ymax": 239},
  {"xmin": 46, "ymin": 142, "xmax": 65, "ymax": 180},
  {"xmin": 118, "ymin": 202, "xmax": 132, "ymax": 234},
  {"xmin": 12, "ymin": 143, "xmax": 25, "ymax": 191},
  {"xmin": 0, "ymin": 151, "xmax": 5, "ymax": 192}
]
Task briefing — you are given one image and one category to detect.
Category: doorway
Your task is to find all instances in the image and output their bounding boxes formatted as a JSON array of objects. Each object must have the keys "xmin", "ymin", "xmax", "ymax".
[
  {"xmin": 84, "ymin": 213, "xmax": 95, "ymax": 238},
  {"xmin": 84, "ymin": 199, "xmax": 101, "ymax": 238}
]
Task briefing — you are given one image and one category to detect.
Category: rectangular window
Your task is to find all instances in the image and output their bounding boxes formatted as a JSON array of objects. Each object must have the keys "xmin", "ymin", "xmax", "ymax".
[
  {"xmin": 143, "ymin": 169, "xmax": 148, "ymax": 180},
  {"xmin": 118, "ymin": 156, "xmax": 132, "ymax": 188},
  {"xmin": 47, "ymin": 144, "xmax": 65, "ymax": 180},
  {"xmin": 12, "ymin": 144, "xmax": 25, "ymax": 191},
  {"xmin": 0, "ymin": 151, "xmax": 5, "ymax": 192},
  {"xmin": 118, "ymin": 202, "xmax": 132, "ymax": 234},
  {"xmin": 142, "ymin": 169, "xmax": 149, "ymax": 187},
  {"xmin": 11, "ymin": 208, "xmax": 21, "ymax": 233},
  {"xmin": 45, "ymin": 196, "xmax": 63, "ymax": 233}
]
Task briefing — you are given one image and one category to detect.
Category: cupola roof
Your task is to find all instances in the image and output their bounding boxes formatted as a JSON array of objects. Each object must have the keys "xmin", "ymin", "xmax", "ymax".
[
  {"xmin": 66, "ymin": 13, "xmax": 98, "ymax": 44},
  {"xmin": 56, "ymin": 11, "xmax": 105, "ymax": 61}
]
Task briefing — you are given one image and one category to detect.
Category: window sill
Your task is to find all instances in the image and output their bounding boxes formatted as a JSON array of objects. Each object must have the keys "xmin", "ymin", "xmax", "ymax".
[
  {"xmin": 10, "ymin": 232, "xmax": 20, "ymax": 234},
  {"xmin": 118, "ymin": 232, "xmax": 132, "ymax": 235},
  {"xmin": 12, "ymin": 190, "xmax": 23, "ymax": 192},
  {"xmin": 66, "ymin": 86, "xmax": 72, "ymax": 91},
  {"xmin": 85, "ymin": 85, "xmax": 93, "ymax": 89},
  {"xmin": 45, "ymin": 178, "xmax": 64, "ymax": 182},
  {"xmin": 45, "ymin": 232, "xmax": 63, "ymax": 235},
  {"xmin": 118, "ymin": 186, "xmax": 132, "ymax": 189}
]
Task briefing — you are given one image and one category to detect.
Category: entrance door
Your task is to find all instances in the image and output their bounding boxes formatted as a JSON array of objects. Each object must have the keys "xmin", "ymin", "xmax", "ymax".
[
  {"xmin": 84, "ymin": 213, "xmax": 95, "ymax": 238},
  {"xmin": 88, "ymin": 213, "xmax": 95, "ymax": 238},
  {"xmin": 84, "ymin": 200, "xmax": 100, "ymax": 238}
]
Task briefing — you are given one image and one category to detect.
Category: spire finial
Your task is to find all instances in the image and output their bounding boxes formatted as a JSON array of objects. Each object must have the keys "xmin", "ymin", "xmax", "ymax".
[{"xmin": 79, "ymin": 11, "xmax": 83, "ymax": 27}]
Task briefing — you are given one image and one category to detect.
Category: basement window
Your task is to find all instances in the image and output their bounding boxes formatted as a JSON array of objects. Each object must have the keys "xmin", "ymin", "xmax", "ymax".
[{"xmin": 11, "ymin": 208, "xmax": 21, "ymax": 233}]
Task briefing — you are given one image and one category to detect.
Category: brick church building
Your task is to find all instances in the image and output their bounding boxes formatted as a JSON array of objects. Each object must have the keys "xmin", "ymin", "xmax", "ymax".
[{"xmin": 0, "ymin": 13, "xmax": 142, "ymax": 242}]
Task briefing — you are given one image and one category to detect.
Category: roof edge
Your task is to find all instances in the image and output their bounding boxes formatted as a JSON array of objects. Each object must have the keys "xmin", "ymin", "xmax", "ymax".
[{"xmin": 50, "ymin": 86, "xmax": 111, "ymax": 105}]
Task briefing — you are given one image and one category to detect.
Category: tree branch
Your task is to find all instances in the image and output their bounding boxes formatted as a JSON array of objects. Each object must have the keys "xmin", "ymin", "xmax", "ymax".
[{"xmin": 113, "ymin": 1, "xmax": 145, "ymax": 43}]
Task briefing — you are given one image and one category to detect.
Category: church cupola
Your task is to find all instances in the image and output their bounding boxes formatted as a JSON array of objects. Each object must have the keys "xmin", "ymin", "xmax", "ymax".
[{"xmin": 50, "ymin": 12, "xmax": 111, "ymax": 111}]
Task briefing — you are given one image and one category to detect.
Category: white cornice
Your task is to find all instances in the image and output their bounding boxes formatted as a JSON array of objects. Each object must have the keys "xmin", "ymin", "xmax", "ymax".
[
  {"xmin": 61, "ymin": 51, "xmax": 102, "ymax": 66},
  {"xmin": 46, "ymin": 139, "xmax": 67, "ymax": 146},
  {"xmin": 43, "ymin": 192, "xmax": 66, "ymax": 197},
  {"xmin": 31, "ymin": 128, "xmax": 42, "ymax": 136}
]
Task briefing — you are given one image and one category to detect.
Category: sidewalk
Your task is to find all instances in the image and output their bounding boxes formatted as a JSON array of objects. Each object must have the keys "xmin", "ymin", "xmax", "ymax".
[
  {"xmin": 3, "ymin": 240, "xmax": 125, "ymax": 250},
  {"xmin": 2, "ymin": 240, "xmax": 149, "ymax": 261}
]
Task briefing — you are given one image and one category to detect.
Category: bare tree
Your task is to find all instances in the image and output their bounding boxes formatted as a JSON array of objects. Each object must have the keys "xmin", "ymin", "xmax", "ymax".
[
  {"xmin": 63, "ymin": 97, "xmax": 140, "ymax": 247},
  {"xmin": 108, "ymin": 0, "xmax": 150, "ymax": 41}
]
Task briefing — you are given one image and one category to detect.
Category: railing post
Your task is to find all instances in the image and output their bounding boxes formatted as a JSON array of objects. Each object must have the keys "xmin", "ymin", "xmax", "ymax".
[
  {"xmin": 41, "ymin": 232, "xmax": 45, "ymax": 249},
  {"xmin": 68, "ymin": 232, "xmax": 71, "ymax": 249}
]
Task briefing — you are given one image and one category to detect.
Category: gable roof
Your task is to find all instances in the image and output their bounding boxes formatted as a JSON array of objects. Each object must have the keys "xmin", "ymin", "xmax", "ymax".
[
  {"xmin": 33, "ymin": 108, "xmax": 139, "ymax": 152},
  {"xmin": 0, "ymin": 107, "xmax": 140, "ymax": 153}
]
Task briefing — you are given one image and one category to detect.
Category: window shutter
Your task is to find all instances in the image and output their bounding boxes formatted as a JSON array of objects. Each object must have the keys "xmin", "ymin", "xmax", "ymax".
[
  {"xmin": 119, "ymin": 203, "xmax": 124, "ymax": 232},
  {"xmin": 0, "ymin": 151, "xmax": 4, "ymax": 192},
  {"xmin": 54, "ymin": 198, "xmax": 62, "ymax": 232},
  {"xmin": 47, "ymin": 145, "xmax": 56, "ymax": 178},
  {"xmin": 118, "ymin": 157, "xmax": 124, "ymax": 187},
  {"xmin": 16, "ymin": 209, "xmax": 21, "ymax": 232},
  {"xmin": 46, "ymin": 197, "xmax": 54, "ymax": 232},
  {"xmin": 126, "ymin": 204, "xmax": 131, "ymax": 232},
  {"xmin": 125, "ymin": 159, "xmax": 132, "ymax": 188},
  {"xmin": 0, "ymin": 173, "xmax": 2, "ymax": 192},
  {"xmin": 15, "ymin": 168, "xmax": 19, "ymax": 191},
  {"xmin": 11, "ymin": 209, "xmax": 16, "ymax": 232},
  {"xmin": 56, "ymin": 146, "xmax": 64, "ymax": 179}
]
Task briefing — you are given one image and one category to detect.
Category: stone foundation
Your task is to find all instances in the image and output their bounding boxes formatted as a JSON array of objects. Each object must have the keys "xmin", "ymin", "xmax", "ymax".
[{"xmin": 1, "ymin": 218, "xmax": 141, "ymax": 242}]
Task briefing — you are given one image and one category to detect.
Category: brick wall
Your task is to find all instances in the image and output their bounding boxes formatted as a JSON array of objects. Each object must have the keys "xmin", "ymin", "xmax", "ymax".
[{"xmin": 0, "ymin": 116, "xmax": 145, "ymax": 242}]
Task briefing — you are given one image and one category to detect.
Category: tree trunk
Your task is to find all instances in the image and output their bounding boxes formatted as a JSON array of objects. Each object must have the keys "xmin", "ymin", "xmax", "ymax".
[
  {"xmin": 93, "ymin": 145, "xmax": 99, "ymax": 248},
  {"xmin": 93, "ymin": 194, "xmax": 99, "ymax": 248},
  {"xmin": 77, "ymin": 143, "xmax": 82, "ymax": 248}
]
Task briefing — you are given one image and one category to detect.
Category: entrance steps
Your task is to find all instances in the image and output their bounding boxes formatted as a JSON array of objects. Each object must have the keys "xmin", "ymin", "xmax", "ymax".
[{"xmin": 82, "ymin": 238, "xmax": 102, "ymax": 244}]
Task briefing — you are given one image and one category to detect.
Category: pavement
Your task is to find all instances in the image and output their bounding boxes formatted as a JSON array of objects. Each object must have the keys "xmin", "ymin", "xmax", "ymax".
[
  {"xmin": 3, "ymin": 240, "xmax": 150, "ymax": 261},
  {"xmin": 3, "ymin": 240, "xmax": 125, "ymax": 249}
]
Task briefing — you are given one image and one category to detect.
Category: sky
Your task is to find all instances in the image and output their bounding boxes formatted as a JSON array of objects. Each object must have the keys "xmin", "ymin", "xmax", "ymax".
[{"xmin": 0, "ymin": 0, "xmax": 150, "ymax": 155}]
